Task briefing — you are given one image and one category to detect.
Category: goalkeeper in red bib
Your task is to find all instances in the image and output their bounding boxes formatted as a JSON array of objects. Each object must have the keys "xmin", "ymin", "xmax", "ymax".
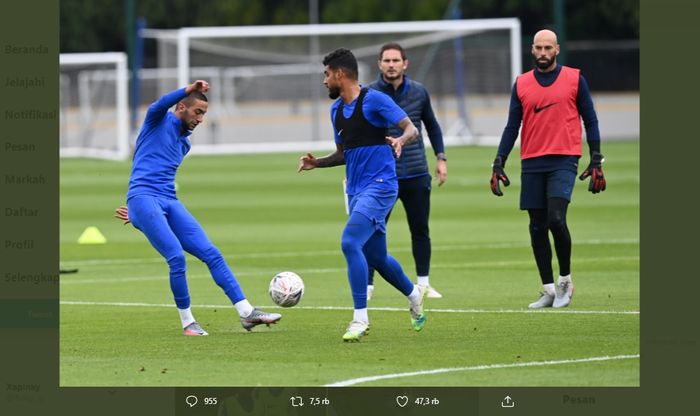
[{"xmin": 490, "ymin": 29, "xmax": 606, "ymax": 309}]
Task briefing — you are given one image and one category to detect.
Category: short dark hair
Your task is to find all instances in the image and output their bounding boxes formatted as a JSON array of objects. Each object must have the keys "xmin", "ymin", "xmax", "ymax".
[
  {"xmin": 322, "ymin": 48, "xmax": 358, "ymax": 80},
  {"xmin": 379, "ymin": 43, "xmax": 407, "ymax": 61},
  {"xmin": 181, "ymin": 91, "xmax": 208, "ymax": 106}
]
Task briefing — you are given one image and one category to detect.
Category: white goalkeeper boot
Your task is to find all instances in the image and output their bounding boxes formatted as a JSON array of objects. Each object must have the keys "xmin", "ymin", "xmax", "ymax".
[
  {"xmin": 528, "ymin": 292, "xmax": 555, "ymax": 309},
  {"xmin": 553, "ymin": 275, "xmax": 574, "ymax": 308}
]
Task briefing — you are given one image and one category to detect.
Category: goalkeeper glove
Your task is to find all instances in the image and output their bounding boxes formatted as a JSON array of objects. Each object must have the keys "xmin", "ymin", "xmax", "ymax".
[
  {"xmin": 490, "ymin": 155, "xmax": 510, "ymax": 196},
  {"xmin": 579, "ymin": 151, "xmax": 606, "ymax": 193}
]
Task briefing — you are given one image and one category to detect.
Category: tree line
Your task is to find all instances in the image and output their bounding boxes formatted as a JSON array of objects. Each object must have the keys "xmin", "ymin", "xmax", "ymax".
[{"xmin": 61, "ymin": 0, "xmax": 638, "ymax": 53}]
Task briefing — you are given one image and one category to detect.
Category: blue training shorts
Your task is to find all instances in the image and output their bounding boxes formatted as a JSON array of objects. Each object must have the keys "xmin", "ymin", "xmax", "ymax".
[
  {"xmin": 347, "ymin": 184, "xmax": 398, "ymax": 234},
  {"xmin": 520, "ymin": 169, "xmax": 577, "ymax": 210}
]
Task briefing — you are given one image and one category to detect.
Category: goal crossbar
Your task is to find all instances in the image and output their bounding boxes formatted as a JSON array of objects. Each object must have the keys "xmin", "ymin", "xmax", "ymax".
[{"xmin": 143, "ymin": 19, "xmax": 521, "ymax": 89}]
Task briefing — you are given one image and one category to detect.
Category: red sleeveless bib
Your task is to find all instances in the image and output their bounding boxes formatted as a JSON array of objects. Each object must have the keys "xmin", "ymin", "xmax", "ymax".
[{"xmin": 516, "ymin": 66, "xmax": 582, "ymax": 160}]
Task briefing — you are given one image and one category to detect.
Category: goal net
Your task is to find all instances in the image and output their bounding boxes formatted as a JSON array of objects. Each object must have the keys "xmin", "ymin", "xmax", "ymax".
[
  {"xmin": 60, "ymin": 52, "xmax": 129, "ymax": 160},
  {"xmin": 141, "ymin": 19, "xmax": 521, "ymax": 155}
]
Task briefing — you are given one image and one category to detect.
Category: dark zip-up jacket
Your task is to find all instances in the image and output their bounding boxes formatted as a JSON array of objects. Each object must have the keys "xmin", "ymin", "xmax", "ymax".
[{"xmin": 368, "ymin": 74, "xmax": 444, "ymax": 179}]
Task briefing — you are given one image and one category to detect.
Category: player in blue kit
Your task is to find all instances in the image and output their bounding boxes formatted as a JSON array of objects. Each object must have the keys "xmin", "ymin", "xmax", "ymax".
[
  {"xmin": 115, "ymin": 80, "xmax": 281, "ymax": 336},
  {"xmin": 297, "ymin": 48, "xmax": 427, "ymax": 342}
]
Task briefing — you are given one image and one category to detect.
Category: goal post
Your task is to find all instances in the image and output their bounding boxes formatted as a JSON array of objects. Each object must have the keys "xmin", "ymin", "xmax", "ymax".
[
  {"xmin": 142, "ymin": 18, "xmax": 521, "ymax": 154},
  {"xmin": 59, "ymin": 52, "xmax": 129, "ymax": 160}
]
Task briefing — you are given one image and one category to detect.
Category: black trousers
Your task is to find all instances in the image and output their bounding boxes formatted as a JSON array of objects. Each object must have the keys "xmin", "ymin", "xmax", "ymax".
[
  {"xmin": 528, "ymin": 197, "xmax": 571, "ymax": 285},
  {"xmin": 369, "ymin": 174, "xmax": 431, "ymax": 284}
]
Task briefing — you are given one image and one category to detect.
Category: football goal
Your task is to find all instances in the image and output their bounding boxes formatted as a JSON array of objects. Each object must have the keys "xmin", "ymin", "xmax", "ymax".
[
  {"xmin": 60, "ymin": 52, "xmax": 129, "ymax": 160},
  {"xmin": 142, "ymin": 19, "xmax": 521, "ymax": 155}
]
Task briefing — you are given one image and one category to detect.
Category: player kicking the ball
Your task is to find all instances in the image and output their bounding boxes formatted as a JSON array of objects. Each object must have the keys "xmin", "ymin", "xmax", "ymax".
[
  {"xmin": 298, "ymin": 48, "xmax": 427, "ymax": 342},
  {"xmin": 115, "ymin": 80, "xmax": 280, "ymax": 335}
]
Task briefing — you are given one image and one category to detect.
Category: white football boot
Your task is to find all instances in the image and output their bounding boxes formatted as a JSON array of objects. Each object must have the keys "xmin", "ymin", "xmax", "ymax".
[{"xmin": 553, "ymin": 275, "xmax": 574, "ymax": 308}]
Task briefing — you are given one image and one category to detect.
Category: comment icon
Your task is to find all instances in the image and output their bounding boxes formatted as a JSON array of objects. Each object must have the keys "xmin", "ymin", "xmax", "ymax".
[{"xmin": 185, "ymin": 395, "xmax": 198, "ymax": 408}]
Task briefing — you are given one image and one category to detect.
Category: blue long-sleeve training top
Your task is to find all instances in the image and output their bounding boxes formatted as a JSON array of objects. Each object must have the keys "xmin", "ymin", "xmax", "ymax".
[{"xmin": 127, "ymin": 88, "xmax": 192, "ymax": 201}]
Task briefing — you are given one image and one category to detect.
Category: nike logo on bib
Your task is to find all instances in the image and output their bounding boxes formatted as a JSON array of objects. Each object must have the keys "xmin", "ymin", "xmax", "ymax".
[{"xmin": 534, "ymin": 102, "xmax": 558, "ymax": 113}]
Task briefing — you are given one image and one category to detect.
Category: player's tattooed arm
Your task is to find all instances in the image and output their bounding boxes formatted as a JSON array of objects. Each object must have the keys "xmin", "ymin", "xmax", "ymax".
[
  {"xmin": 316, "ymin": 144, "xmax": 345, "ymax": 168},
  {"xmin": 395, "ymin": 117, "xmax": 418, "ymax": 145},
  {"xmin": 386, "ymin": 117, "xmax": 418, "ymax": 158},
  {"xmin": 316, "ymin": 154, "xmax": 345, "ymax": 168},
  {"xmin": 298, "ymin": 144, "xmax": 345, "ymax": 172}
]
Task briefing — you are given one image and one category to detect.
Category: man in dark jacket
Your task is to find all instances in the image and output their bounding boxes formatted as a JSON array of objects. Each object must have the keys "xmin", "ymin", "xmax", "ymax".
[{"xmin": 367, "ymin": 43, "xmax": 447, "ymax": 300}]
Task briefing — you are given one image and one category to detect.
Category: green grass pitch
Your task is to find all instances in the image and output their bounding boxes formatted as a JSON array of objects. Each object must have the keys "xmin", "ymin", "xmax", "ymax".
[{"xmin": 60, "ymin": 141, "xmax": 639, "ymax": 386}]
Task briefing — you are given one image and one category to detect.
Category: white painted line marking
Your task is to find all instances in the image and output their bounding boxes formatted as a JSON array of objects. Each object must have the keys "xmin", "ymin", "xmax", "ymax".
[
  {"xmin": 325, "ymin": 354, "xmax": 640, "ymax": 387},
  {"xmin": 60, "ymin": 239, "xmax": 639, "ymax": 267},
  {"xmin": 60, "ymin": 256, "xmax": 639, "ymax": 285},
  {"xmin": 60, "ymin": 300, "xmax": 639, "ymax": 315}
]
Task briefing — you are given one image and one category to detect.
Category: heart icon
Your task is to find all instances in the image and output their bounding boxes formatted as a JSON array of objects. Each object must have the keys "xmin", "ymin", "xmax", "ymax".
[{"xmin": 396, "ymin": 395, "xmax": 409, "ymax": 408}]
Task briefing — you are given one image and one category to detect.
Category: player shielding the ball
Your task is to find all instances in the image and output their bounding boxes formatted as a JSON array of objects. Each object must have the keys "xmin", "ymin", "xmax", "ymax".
[{"xmin": 298, "ymin": 48, "xmax": 427, "ymax": 342}]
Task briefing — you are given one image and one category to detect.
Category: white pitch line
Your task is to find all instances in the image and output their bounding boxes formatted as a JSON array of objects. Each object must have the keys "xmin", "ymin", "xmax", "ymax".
[
  {"xmin": 60, "ymin": 300, "xmax": 639, "ymax": 315},
  {"xmin": 61, "ymin": 238, "xmax": 639, "ymax": 267},
  {"xmin": 60, "ymin": 256, "xmax": 639, "ymax": 285},
  {"xmin": 325, "ymin": 354, "xmax": 641, "ymax": 387}
]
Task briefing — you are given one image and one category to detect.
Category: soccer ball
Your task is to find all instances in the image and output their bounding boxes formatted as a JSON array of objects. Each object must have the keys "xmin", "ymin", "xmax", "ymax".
[{"xmin": 269, "ymin": 271, "xmax": 304, "ymax": 307}]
